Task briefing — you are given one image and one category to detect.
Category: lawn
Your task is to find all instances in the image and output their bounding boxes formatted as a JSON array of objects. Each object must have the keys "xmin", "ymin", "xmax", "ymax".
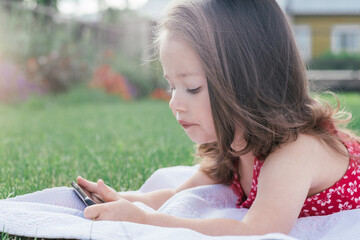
[
  {"xmin": 0, "ymin": 88, "xmax": 359, "ymax": 199},
  {"xmin": 0, "ymin": 87, "xmax": 195, "ymax": 199}
]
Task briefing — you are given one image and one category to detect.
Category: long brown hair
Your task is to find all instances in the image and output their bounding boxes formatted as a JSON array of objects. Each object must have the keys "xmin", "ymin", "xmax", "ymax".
[{"xmin": 155, "ymin": 0, "xmax": 359, "ymax": 184}]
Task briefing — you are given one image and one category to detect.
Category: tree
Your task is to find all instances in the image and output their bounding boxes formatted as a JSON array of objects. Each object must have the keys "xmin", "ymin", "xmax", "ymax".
[
  {"xmin": 36, "ymin": 0, "xmax": 58, "ymax": 8},
  {"xmin": 3, "ymin": 0, "xmax": 58, "ymax": 10}
]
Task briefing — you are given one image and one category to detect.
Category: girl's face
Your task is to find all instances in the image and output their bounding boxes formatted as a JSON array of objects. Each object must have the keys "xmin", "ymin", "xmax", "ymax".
[{"xmin": 160, "ymin": 32, "xmax": 217, "ymax": 144}]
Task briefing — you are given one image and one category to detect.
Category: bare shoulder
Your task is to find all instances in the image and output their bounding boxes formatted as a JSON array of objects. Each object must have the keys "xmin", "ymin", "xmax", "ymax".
[
  {"xmin": 271, "ymin": 134, "xmax": 323, "ymax": 157},
  {"xmin": 261, "ymin": 134, "xmax": 332, "ymax": 191},
  {"xmin": 265, "ymin": 134, "xmax": 323, "ymax": 171},
  {"xmin": 267, "ymin": 134, "xmax": 344, "ymax": 164},
  {"xmin": 265, "ymin": 134, "xmax": 349, "ymax": 195}
]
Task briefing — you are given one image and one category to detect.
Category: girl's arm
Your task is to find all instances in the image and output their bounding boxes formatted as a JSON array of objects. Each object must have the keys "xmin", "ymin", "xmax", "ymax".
[
  {"xmin": 119, "ymin": 168, "xmax": 217, "ymax": 210},
  {"xmin": 141, "ymin": 136, "xmax": 316, "ymax": 235},
  {"xmin": 84, "ymin": 135, "xmax": 318, "ymax": 236},
  {"xmin": 144, "ymin": 168, "xmax": 218, "ymax": 209},
  {"xmin": 77, "ymin": 168, "xmax": 217, "ymax": 210}
]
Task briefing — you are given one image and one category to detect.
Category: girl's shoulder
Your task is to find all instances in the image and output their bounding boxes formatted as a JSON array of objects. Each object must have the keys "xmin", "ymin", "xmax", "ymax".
[
  {"xmin": 265, "ymin": 134, "xmax": 351, "ymax": 197},
  {"xmin": 268, "ymin": 133, "xmax": 348, "ymax": 163},
  {"xmin": 266, "ymin": 134, "xmax": 328, "ymax": 164},
  {"xmin": 262, "ymin": 135, "xmax": 324, "ymax": 180}
]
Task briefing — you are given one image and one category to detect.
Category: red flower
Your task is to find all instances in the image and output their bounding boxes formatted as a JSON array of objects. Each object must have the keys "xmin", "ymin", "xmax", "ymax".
[{"xmin": 150, "ymin": 88, "xmax": 171, "ymax": 102}]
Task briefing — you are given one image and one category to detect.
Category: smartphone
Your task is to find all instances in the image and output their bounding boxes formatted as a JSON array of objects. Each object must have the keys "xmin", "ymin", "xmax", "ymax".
[{"xmin": 71, "ymin": 181, "xmax": 96, "ymax": 206}]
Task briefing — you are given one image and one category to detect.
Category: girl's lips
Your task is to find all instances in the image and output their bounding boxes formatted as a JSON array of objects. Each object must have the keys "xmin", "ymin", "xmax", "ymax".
[
  {"xmin": 178, "ymin": 120, "xmax": 194, "ymax": 129},
  {"xmin": 182, "ymin": 124, "xmax": 192, "ymax": 129}
]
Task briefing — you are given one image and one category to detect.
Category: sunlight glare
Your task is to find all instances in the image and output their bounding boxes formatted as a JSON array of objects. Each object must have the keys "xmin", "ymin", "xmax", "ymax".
[{"xmin": 58, "ymin": 0, "xmax": 149, "ymax": 16}]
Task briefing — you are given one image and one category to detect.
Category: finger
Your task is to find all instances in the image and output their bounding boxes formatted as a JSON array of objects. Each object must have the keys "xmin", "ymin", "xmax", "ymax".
[
  {"xmin": 77, "ymin": 177, "xmax": 104, "ymax": 203},
  {"xmin": 97, "ymin": 179, "xmax": 120, "ymax": 202},
  {"xmin": 84, "ymin": 204, "xmax": 101, "ymax": 220},
  {"xmin": 77, "ymin": 176, "xmax": 99, "ymax": 194},
  {"xmin": 91, "ymin": 193, "xmax": 105, "ymax": 203}
]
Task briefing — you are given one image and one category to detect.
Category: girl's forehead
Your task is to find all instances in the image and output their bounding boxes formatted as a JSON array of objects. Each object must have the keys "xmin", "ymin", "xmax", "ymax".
[
  {"xmin": 160, "ymin": 36, "xmax": 191, "ymax": 63},
  {"xmin": 160, "ymin": 41, "xmax": 205, "ymax": 76},
  {"xmin": 159, "ymin": 30, "xmax": 196, "ymax": 54},
  {"xmin": 159, "ymin": 31, "xmax": 185, "ymax": 51}
]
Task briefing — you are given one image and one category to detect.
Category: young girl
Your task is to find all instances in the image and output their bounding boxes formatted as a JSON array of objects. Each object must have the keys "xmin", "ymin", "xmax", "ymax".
[{"xmin": 77, "ymin": 0, "xmax": 360, "ymax": 236}]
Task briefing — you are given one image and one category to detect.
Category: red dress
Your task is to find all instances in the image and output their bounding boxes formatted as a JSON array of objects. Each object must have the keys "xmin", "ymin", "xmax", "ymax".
[{"xmin": 230, "ymin": 140, "xmax": 360, "ymax": 217}]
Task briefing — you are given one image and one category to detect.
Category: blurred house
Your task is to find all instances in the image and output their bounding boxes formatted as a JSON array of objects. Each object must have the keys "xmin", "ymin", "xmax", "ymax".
[
  {"xmin": 285, "ymin": 0, "xmax": 360, "ymax": 60},
  {"xmin": 140, "ymin": 0, "xmax": 360, "ymax": 61}
]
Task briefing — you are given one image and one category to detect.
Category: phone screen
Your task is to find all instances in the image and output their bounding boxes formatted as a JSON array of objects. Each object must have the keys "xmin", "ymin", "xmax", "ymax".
[{"xmin": 71, "ymin": 181, "xmax": 96, "ymax": 206}]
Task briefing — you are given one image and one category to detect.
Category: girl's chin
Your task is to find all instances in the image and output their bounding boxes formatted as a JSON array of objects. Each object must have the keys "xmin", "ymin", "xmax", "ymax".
[{"xmin": 189, "ymin": 136, "xmax": 217, "ymax": 145}]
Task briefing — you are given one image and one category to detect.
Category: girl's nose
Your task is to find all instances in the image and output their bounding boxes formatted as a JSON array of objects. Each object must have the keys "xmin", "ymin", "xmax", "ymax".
[{"xmin": 169, "ymin": 90, "xmax": 186, "ymax": 113}]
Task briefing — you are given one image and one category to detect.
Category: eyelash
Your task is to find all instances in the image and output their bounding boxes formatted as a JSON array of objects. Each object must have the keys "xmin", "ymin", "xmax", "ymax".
[
  {"xmin": 187, "ymin": 87, "xmax": 201, "ymax": 94},
  {"xmin": 168, "ymin": 87, "xmax": 201, "ymax": 95}
]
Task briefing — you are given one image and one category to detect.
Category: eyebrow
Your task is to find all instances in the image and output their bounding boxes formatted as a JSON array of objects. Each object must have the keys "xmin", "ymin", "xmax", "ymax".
[{"xmin": 164, "ymin": 72, "xmax": 203, "ymax": 80}]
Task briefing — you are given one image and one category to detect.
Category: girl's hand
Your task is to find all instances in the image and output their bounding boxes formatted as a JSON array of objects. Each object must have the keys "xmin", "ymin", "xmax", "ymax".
[
  {"xmin": 77, "ymin": 177, "xmax": 120, "ymax": 203},
  {"xmin": 84, "ymin": 197, "xmax": 147, "ymax": 224}
]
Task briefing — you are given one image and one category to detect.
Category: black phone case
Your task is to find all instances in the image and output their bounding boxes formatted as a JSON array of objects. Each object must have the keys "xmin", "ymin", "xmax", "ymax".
[{"xmin": 71, "ymin": 181, "xmax": 96, "ymax": 206}]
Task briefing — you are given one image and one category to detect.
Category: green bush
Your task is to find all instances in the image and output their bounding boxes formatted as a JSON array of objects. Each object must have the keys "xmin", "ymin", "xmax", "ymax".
[
  {"xmin": 110, "ymin": 56, "xmax": 163, "ymax": 97},
  {"xmin": 0, "ymin": 4, "xmax": 93, "ymax": 94},
  {"xmin": 309, "ymin": 52, "xmax": 360, "ymax": 70},
  {"xmin": 0, "ymin": 3, "xmax": 162, "ymax": 100}
]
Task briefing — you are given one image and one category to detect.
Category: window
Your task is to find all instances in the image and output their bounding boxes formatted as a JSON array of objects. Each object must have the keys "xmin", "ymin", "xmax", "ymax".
[
  {"xmin": 294, "ymin": 25, "xmax": 312, "ymax": 60},
  {"xmin": 331, "ymin": 25, "xmax": 360, "ymax": 53}
]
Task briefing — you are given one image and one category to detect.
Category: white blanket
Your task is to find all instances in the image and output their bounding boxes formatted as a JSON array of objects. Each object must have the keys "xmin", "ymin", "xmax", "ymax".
[{"xmin": 0, "ymin": 165, "xmax": 360, "ymax": 240}]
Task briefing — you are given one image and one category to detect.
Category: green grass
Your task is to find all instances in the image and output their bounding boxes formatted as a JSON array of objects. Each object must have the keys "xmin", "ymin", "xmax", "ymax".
[
  {"xmin": 0, "ymin": 87, "xmax": 195, "ymax": 199},
  {"xmin": 0, "ymin": 87, "xmax": 359, "ymax": 240},
  {"xmin": 317, "ymin": 92, "xmax": 360, "ymax": 131}
]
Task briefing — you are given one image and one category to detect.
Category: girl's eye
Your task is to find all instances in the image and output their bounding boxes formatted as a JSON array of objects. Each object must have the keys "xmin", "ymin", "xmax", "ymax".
[{"xmin": 187, "ymin": 87, "xmax": 201, "ymax": 94}]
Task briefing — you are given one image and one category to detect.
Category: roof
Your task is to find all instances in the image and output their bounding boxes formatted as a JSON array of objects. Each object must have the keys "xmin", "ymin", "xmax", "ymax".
[
  {"xmin": 286, "ymin": 0, "xmax": 360, "ymax": 16},
  {"xmin": 138, "ymin": 0, "xmax": 360, "ymax": 20}
]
